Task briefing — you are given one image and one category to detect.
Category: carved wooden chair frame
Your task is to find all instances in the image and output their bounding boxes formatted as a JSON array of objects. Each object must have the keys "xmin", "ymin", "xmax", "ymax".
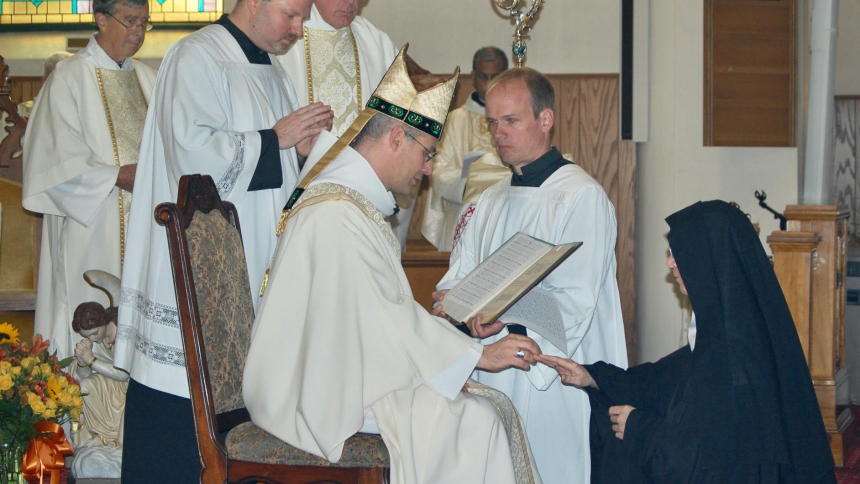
[{"xmin": 158, "ymin": 174, "xmax": 387, "ymax": 484}]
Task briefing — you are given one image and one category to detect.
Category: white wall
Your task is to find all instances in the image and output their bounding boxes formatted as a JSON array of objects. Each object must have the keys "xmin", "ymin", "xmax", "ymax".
[
  {"xmin": 359, "ymin": 0, "xmax": 620, "ymax": 74},
  {"xmin": 1, "ymin": 0, "xmax": 620, "ymax": 75},
  {"xmin": 836, "ymin": 0, "xmax": 860, "ymax": 95},
  {"xmin": 635, "ymin": 0, "xmax": 800, "ymax": 363}
]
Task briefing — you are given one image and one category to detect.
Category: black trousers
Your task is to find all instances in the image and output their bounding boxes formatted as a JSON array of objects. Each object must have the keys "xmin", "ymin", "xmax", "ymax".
[{"xmin": 120, "ymin": 378, "xmax": 199, "ymax": 483}]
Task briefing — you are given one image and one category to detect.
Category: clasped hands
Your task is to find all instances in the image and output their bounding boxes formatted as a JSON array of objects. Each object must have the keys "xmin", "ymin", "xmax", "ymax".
[
  {"xmin": 431, "ymin": 289, "xmax": 541, "ymax": 373},
  {"xmin": 74, "ymin": 339, "xmax": 95, "ymax": 368},
  {"xmin": 273, "ymin": 102, "xmax": 334, "ymax": 156}
]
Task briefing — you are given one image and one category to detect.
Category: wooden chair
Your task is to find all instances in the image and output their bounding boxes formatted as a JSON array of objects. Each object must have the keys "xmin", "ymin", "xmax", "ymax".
[{"xmin": 157, "ymin": 174, "xmax": 389, "ymax": 484}]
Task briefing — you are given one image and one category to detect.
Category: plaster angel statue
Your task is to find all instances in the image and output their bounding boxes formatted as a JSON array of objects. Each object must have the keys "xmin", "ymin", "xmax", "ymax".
[{"xmin": 69, "ymin": 270, "xmax": 129, "ymax": 480}]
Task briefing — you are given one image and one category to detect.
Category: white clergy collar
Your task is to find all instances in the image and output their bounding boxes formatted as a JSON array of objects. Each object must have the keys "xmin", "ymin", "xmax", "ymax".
[
  {"xmin": 305, "ymin": 4, "xmax": 342, "ymax": 31},
  {"xmin": 300, "ymin": 130, "xmax": 398, "ymax": 216},
  {"xmin": 462, "ymin": 91, "xmax": 487, "ymax": 116},
  {"xmin": 689, "ymin": 312, "xmax": 698, "ymax": 351},
  {"xmin": 79, "ymin": 34, "xmax": 136, "ymax": 71}
]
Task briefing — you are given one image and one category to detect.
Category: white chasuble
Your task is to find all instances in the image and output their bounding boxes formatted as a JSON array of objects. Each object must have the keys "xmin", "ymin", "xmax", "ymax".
[
  {"xmin": 438, "ymin": 165, "xmax": 628, "ymax": 484},
  {"xmin": 421, "ymin": 93, "xmax": 502, "ymax": 251},
  {"xmin": 244, "ymin": 131, "xmax": 539, "ymax": 484},
  {"xmin": 115, "ymin": 24, "xmax": 301, "ymax": 398},
  {"xmin": 23, "ymin": 36, "xmax": 156, "ymax": 361}
]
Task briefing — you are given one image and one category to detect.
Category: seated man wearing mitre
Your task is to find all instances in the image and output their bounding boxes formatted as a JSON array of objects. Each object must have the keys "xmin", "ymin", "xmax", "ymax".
[{"xmin": 243, "ymin": 45, "xmax": 543, "ymax": 484}]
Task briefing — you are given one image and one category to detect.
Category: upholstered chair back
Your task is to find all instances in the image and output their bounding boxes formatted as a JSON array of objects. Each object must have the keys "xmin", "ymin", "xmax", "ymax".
[
  {"xmin": 157, "ymin": 174, "xmax": 253, "ymax": 425},
  {"xmin": 185, "ymin": 208, "xmax": 254, "ymax": 415}
]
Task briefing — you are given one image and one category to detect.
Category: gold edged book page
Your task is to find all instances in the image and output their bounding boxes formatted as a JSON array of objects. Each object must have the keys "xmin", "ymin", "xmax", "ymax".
[{"xmin": 442, "ymin": 232, "xmax": 581, "ymax": 353}]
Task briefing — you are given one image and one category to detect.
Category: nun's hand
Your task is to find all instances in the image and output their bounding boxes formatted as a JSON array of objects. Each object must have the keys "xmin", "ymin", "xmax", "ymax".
[
  {"xmin": 537, "ymin": 355, "xmax": 597, "ymax": 389},
  {"xmin": 609, "ymin": 405, "xmax": 635, "ymax": 440}
]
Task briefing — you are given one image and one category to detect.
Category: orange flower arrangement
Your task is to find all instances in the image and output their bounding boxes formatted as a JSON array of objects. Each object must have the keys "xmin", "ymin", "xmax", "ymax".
[{"xmin": 0, "ymin": 324, "xmax": 82, "ymax": 482}]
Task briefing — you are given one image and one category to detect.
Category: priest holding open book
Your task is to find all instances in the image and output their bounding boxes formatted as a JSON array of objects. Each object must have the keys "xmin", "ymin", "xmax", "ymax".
[{"xmin": 433, "ymin": 67, "xmax": 628, "ymax": 484}]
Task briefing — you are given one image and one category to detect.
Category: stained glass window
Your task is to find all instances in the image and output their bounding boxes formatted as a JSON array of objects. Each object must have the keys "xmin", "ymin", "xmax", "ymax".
[{"xmin": 1, "ymin": 0, "xmax": 222, "ymax": 25}]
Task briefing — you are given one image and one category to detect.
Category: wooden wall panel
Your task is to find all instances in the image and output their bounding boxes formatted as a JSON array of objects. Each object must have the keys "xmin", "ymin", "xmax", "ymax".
[
  {"xmin": 704, "ymin": 0, "xmax": 796, "ymax": 147},
  {"xmin": 617, "ymin": 140, "xmax": 637, "ymax": 363},
  {"xmin": 10, "ymin": 77, "xmax": 42, "ymax": 105}
]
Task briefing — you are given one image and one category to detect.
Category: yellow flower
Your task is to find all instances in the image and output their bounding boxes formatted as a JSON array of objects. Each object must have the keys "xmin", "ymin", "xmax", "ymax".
[
  {"xmin": 10, "ymin": 367, "xmax": 21, "ymax": 377},
  {"xmin": 57, "ymin": 391, "xmax": 74, "ymax": 407},
  {"xmin": 0, "ymin": 373, "xmax": 12, "ymax": 391},
  {"xmin": 46, "ymin": 377, "xmax": 62, "ymax": 401},
  {"xmin": 42, "ymin": 407, "xmax": 56, "ymax": 419},
  {"xmin": 0, "ymin": 322, "xmax": 19, "ymax": 344},
  {"xmin": 20, "ymin": 357, "xmax": 35, "ymax": 373},
  {"xmin": 45, "ymin": 398, "xmax": 57, "ymax": 410},
  {"xmin": 40, "ymin": 363, "xmax": 52, "ymax": 377},
  {"xmin": 68, "ymin": 384, "xmax": 80, "ymax": 396},
  {"xmin": 72, "ymin": 395, "xmax": 83, "ymax": 409},
  {"xmin": 0, "ymin": 361, "xmax": 11, "ymax": 372},
  {"xmin": 57, "ymin": 376, "xmax": 69, "ymax": 389},
  {"xmin": 29, "ymin": 394, "xmax": 46, "ymax": 415},
  {"xmin": 69, "ymin": 407, "xmax": 81, "ymax": 422}
]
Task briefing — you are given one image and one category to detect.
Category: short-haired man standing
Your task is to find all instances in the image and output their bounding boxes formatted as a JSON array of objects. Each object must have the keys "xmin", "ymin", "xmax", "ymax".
[
  {"xmin": 23, "ymin": 0, "xmax": 155, "ymax": 363},
  {"xmin": 422, "ymin": 46, "xmax": 507, "ymax": 251},
  {"xmin": 114, "ymin": 0, "xmax": 331, "ymax": 481},
  {"xmin": 434, "ymin": 68, "xmax": 628, "ymax": 484}
]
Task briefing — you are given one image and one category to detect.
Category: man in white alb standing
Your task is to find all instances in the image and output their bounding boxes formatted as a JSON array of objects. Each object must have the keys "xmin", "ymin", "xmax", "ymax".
[{"xmin": 114, "ymin": 0, "xmax": 332, "ymax": 481}]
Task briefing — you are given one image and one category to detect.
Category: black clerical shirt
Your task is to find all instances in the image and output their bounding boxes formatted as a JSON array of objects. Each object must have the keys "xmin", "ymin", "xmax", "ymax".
[
  {"xmin": 510, "ymin": 147, "xmax": 571, "ymax": 188},
  {"xmin": 215, "ymin": 14, "xmax": 282, "ymax": 192}
]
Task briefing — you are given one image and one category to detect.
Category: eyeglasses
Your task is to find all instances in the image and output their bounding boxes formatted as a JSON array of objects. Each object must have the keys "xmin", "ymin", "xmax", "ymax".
[
  {"xmin": 105, "ymin": 12, "xmax": 153, "ymax": 31},
  {"xmin": 404, "ymin": 132, "xmax": 436, "ymax": 163}
]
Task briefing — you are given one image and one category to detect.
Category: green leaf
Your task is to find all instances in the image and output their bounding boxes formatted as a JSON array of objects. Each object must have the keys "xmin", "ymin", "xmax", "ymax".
[{"xmin": 58, "ymin": 356, "xmax": 75, "ymax": 368}]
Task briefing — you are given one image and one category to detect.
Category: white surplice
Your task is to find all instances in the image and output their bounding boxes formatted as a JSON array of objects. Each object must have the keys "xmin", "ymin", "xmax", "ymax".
[
  {"xmin": 438, "ymin": 164, "xmax": 629, "ymax": 484},
  {"xmin": 275, "ymin": 6, "xmax": 415, "ymax": 249},
  {"xmin": 114, "ymin": 24, "xmax": 300, "ymax": 398},
  {"xmin": 244, "ymin": 130, "xmax": 522, "ymax": 484},
  {"xmin": 421, "ymin": 93, "xmax": 500, "ymax": 251},
  {"xmin": 22, "ymin": 36, "xmax": 156, "ymax": 360}
]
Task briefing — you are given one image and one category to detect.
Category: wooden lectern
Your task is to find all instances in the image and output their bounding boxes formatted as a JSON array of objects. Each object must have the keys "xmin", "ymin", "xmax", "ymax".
[{"xmin": 770, "ymin": 205, "xmax": 853, "ymax": 465}]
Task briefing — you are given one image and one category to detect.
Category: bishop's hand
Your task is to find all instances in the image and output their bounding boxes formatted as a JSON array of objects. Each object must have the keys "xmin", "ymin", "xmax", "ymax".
[
  {"xmin": 477, "ymin": 334, "xmax": 541, "ymax": 372},
  {"xmin": 274, "ymin": 102, "xmax": 333, "ymax": 152}
]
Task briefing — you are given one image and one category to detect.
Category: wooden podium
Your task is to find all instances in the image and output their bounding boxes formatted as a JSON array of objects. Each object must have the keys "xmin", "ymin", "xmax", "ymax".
[{"xmin": 770, "ymin": 205, "xmax": 853, "ymax": 465}]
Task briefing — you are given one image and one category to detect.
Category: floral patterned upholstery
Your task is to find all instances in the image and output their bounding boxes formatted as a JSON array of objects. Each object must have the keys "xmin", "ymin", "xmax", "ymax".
[
  {"xmin": 185, "ymin": 210, "xmax": 254, "ymax": 415},
  {"xmin": 226, "ymin": 422, "xmax": 389, "ymax": 468}
]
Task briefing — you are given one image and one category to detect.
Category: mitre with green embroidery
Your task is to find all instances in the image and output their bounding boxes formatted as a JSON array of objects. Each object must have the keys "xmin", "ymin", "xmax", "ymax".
[
  {"xmin": 365, "ymin": 43, "xmax": 460, "ymax": 139},
  {"xmin": 277, "ymin": 43, "xmax": 459, "ymax": 222}
]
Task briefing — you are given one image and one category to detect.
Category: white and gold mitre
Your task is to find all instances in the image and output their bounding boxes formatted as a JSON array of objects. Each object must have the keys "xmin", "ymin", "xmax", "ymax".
[
  {"xmin": 282, "ymin": 44, "xmax": 459, "ymax": 212},
  {"xmin": 366, "ymin": 43, "xmax": 459, "ymax": 140}
]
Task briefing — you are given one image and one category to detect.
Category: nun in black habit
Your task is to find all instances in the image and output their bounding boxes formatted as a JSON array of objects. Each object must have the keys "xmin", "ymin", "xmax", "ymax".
[{"xmin": 539, "ymin": 200, "xmax": 836, "ymax": 484}]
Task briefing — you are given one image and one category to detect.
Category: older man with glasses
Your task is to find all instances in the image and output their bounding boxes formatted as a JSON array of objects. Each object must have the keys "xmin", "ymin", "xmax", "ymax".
[{"xmin": 22, "ymin": 0, "xmax": 155, "ymax": 414}]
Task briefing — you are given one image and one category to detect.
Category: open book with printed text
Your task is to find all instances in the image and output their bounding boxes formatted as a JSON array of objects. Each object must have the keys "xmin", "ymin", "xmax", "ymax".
[{"xmin": 442, "ymin": 232, "xmax": 582, "ymax": 353}]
